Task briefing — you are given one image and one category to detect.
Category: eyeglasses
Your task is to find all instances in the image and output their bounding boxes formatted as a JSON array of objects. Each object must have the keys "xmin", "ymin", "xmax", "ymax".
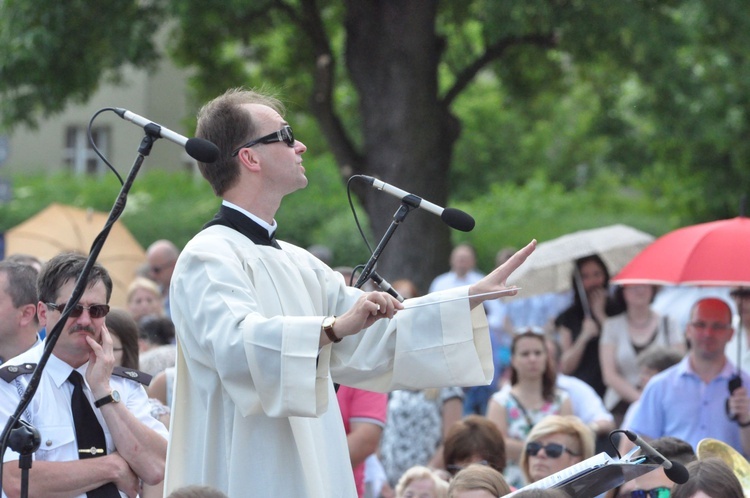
[
  {"xmin": 525, "ymin": 441, "xmax": 580, "ymax": 458},
  {"xmin": 689, "ymin": 320, "xmax": 731, "ymax": 332},
  {"xmin": 46, "ymin": 302, "xmax": 111, "ymax": 319},
  {"xmin": 149, "ymin": 264, "xmax": 171, "ymax": 275},
  {"xmin": 231, "ymin": 125, "xmax": 295, "ymax": 156},
  {"xmin": 630, "ymin": 487, "xmax": 670, "ymax": 498},
  {"xmin": 446, "ymin": 460, "xmax": 488, "ymax": 476}
]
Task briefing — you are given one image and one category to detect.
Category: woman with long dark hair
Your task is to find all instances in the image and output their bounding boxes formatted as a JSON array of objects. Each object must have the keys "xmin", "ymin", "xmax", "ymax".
[{"xmin": 554, "ymin": 254, "xmax": 624, "ymax": 397}]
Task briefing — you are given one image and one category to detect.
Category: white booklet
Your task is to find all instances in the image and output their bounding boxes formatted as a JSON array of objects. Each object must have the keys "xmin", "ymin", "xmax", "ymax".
[{"xmin": 503, "ymin": 447, "xmax": 659, "ymax": 498}]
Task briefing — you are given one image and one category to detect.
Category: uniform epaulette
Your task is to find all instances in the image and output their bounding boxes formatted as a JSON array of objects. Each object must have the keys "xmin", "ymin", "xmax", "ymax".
[
  {"xmin": 0, "ymin": 363, "xmax": 37, "ymax": 383},
  {"xmin": 112, "ymin": 366, "xmax": 153, "ymax": 386}
]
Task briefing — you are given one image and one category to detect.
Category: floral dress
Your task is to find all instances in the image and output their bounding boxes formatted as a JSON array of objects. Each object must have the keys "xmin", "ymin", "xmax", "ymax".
[
  {"xmin": 490, "ymin": 383, "xmax": 569, "ymax": 488},
  {"xmin": 379, "ymin": 387, "xmax": 464, "ymax": 486}
]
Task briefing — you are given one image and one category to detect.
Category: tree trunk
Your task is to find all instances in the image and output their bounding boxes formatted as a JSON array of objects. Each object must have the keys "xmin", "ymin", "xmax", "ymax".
[{"xmin": 343, "ymin": 0, "xmax": 460, "ymax": 293}]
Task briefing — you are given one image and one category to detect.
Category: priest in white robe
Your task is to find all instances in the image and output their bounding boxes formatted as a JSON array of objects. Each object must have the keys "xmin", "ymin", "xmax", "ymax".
[{"xmin": 163, "ymin": 88, "xmax": 536, "ymax": 497}]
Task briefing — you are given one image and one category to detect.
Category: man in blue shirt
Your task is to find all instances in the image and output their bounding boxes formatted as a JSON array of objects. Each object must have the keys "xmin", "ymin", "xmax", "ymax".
[{"xmin": 627, "ymin": 297, "xmax": 750, "ymax": 455}]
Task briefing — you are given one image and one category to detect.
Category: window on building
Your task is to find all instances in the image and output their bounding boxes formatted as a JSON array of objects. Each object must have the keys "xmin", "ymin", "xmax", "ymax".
[{"xmin": 63, "ymin": 126, "xmax": 110, "ymax": 175}]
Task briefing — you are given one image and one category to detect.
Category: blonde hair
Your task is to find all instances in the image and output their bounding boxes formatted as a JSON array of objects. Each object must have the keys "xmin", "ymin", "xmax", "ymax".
[
  {"xmin": 447, "ymin": 464, "xmax": 510, "ymax": 497},
  {"xmin": 395, "ymin": 466, "xmax": 448, "ymax": 498},
  {"xmin": 520, "ymin": 415, "xmax": 595, "ymax": 483},
  {"xmin": 126, "ymin": 277, "xmax": 162, "ymax": 303}
]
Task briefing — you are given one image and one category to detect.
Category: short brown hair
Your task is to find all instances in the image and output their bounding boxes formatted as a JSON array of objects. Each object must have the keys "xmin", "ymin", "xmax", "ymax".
[
  {"xmin": 195, "ymin": 88, "xmax": 285, "ymax": 196},
  {"xmin": 671, "ymin": 457, "xmax": 743, "ymax": 498},
  {"xmin": 37, "ymin": 252, "xmax": 112, "ymax": 305},
  {"xmin": 443, "ymin": 415, "xmax": 506, "ymax": 473}
]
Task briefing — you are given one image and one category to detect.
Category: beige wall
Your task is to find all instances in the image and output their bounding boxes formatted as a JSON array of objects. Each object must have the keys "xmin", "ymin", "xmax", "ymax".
[{"xmin": 1, "ymin": 57, "xmax": 196, "ymax": 176}]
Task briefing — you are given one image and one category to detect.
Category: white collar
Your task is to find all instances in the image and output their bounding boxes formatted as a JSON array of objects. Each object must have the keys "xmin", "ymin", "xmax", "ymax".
[{"xmin": 222, "ymin": 200, "xmax": 277, "ymax": 237}]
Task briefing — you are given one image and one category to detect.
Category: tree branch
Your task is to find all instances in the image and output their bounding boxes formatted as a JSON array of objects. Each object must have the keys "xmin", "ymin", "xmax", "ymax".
[
  {"xmin": 443, "ymin": 33, "xmax": 557, "ymax": 107},
  {"xmin": 277, "ymin": 0, "xmax": 363, "ymax": 178}
]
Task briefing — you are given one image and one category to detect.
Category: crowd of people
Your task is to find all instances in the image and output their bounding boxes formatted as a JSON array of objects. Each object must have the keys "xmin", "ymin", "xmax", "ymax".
[{"xmin": 1, "ymin": 87, "xmax": 748, "ymax": 498}]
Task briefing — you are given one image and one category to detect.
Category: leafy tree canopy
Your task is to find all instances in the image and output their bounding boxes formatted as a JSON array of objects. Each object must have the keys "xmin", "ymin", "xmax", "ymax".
[{"xmin": 2, "ymin": 0, "xmax": 750, "ymax": 288}]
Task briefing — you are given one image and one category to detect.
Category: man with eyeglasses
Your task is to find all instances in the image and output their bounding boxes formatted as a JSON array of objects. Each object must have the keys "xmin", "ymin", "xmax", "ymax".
[
  {"xmin": 162, "ymin": 88, "xmax": 536, "ymax": 497},
  {"xmin": 0, "ymin": 252, "xmax": 168, "ymax": 498},
  {"xmin": 626, "ymin": 297, "xmax": 750, "ymax": 457}
]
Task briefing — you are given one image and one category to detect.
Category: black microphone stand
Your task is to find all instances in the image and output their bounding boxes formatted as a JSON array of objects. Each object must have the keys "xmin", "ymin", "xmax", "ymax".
[
  {"xmin": 8, "ymin": 421, "xmax": 40, "ymax": 498},
  {"xmin": 353, "ymin": 196, "xmax": 421, "ymax": 300},
  {"xmin": 0, "ymin": 125, "xmax": 162, "ymax": 497}
]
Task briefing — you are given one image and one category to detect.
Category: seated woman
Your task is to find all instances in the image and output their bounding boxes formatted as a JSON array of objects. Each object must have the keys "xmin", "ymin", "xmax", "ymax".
[
  {"xmin": 394, "ymin": 466, "xmax": 449, "ymax": 498},
  {"xmin": 442, "ymin": 415, "xmax": 506, "ymax": 479},
  {"xmin": 487, "ymin": 331, "xmax": 572, "ymax": 487},
  {"xmin": 447, "ymin": 464, "xmax": 510, "ymax": 498},
  {"xmin": 599, "ymin": 284, "xmax": 684, "ymax": 426},
  {"xmin": 519, "ymin": 415, "xmax": 594, "ymax": 485}
]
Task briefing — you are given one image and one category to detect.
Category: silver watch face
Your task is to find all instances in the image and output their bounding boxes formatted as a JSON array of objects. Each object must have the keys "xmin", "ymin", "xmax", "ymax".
[{"xmin": 111, "ymin": 390, "xmax": 121, "ymax": 403}]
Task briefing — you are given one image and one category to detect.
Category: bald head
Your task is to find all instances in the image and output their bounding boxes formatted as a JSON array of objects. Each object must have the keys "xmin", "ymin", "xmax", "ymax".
[
  {"xmin": 686, "ymin": 297, "xmax": 733, "ymax": 362},
  {"xmin": 146, "ymin": 240, "xmax": 179, "ymax": 294},
  {"xmin": 450, "ymin": 244, "xmax": 477, "ymax": 278}
]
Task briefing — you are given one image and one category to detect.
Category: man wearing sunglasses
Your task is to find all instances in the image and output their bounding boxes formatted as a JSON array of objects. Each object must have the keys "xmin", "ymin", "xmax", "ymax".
[
  {"xmin": 162, "ymin": 88, "xmax": 536, "ymax": 498},
  {"xmin": 0, "ymin": 252, "xmax": 169, "ymax": 498},
  {"xmin": 627, "ymin": 297, "xmax": 750, "ymax": 457}
]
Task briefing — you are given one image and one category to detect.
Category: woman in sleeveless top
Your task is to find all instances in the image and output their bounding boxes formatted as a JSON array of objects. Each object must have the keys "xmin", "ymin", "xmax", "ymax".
[
  {"xmin": 599, "ymin": 284, "xmax": 686, "ymax": 425},
  {"xmin": 486, "ymin": 331, "xmax": 572, "ymax": 488}
]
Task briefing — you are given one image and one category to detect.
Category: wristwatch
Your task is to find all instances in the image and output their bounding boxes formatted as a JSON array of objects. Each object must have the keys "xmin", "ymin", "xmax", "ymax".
[
  {"xmin": 322, "ymin": 316, "xmax": 341, "ymax": 343},
  {"xmin": 94, "ymin": 390, "xmax": 121, "ymax": 408}
]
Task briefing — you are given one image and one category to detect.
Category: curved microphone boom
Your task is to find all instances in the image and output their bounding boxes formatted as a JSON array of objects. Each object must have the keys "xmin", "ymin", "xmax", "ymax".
[
  {"xmin": 359, "ymin": 176, "xmax": 475, "ymax": 232},
  {"xmin": 113, "ymin": 108, "xmax": 220, "ymax": 163},
  {"xmin": 624, "ymin": 430, "xmax": 690, "ymax": 484}
]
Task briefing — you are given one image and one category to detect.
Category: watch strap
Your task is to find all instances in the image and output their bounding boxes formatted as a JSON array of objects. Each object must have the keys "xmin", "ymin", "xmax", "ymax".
[
  {"xmin": 323, "ymin": 316, "xmax": 341, "ymax": 343},
  {"xmin": 94, "ymin": 391, "xmax": 118, "ymax": 408}
]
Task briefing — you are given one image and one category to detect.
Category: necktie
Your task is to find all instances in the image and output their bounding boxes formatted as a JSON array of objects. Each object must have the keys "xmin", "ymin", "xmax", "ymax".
[{"xmin": 68, "ymin": 370, "xmax": 121, "ymax": 497}]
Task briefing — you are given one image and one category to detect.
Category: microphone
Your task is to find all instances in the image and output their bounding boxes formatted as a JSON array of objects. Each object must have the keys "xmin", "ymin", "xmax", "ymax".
[
  {"xmin": 623, "ymin": 430, "xmax": 689, "ymax": 484},
  {"xmin": 113, "ymin": 108, "xmax": 220, "ymax": 163},
  {"xmin": 369, "ymin": 272, "xmax": 405, "ymax": 303},
  {"xmin": 359, "ymin": 176, "xmax": 475, "ymax": 232}
]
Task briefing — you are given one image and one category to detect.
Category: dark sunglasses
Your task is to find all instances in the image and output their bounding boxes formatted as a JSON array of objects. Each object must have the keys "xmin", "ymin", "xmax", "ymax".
[
  {"xmin": 46, "ymin": 302, "xmax": 111, "ymax": 319},
  {"xmin": 525, "ymin": 441, "xmax": 580, "ymax": 459},
  {"xmin": 630, "ymin": 487, "xmax": 670, "ymax": 498},
  {"xmin": 231, "ymin": 125, "xmax": 295, "ymax": 156}
]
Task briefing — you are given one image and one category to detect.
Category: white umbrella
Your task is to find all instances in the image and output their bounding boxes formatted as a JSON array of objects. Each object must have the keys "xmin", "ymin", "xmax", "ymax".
[{"xmin": 507, "ymin": 224, "xmax": 655, "ymax": 297}]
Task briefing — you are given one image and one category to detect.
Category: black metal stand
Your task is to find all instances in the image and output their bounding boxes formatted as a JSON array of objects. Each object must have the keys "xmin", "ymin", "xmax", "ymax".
[
  {"xmin": 0, "ymin": 127, "xmax": 160, "ymax": 494},
  {"xmin": 354, "ymin": 199, "xmax": 418, "ymax": 301},
  {"xmin": 8, "ymin": 420, "xmax": 40, "ymax": 498}
]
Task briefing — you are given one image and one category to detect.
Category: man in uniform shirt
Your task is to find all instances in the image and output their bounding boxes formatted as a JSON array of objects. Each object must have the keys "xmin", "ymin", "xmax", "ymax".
[
  {"xmin": 0, "ymin": 252, "xmax": 168, "ymax": 498},
  {"xmin": 163, "ymin": 88, "xmax": 536, "ymax": 497},
  {"xmin": 0, "ymin": 261, "xmax": 40, "ymax": 364}
]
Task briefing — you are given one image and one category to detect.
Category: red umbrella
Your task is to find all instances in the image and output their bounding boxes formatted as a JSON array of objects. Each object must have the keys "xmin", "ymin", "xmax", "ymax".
[
  {"xmin": 613, "ymin": 216, "xmax": 750, "ymax": 406},
  {"xmin": 613, "ymin": 216, "xmax": 750, "ymax": 287}
]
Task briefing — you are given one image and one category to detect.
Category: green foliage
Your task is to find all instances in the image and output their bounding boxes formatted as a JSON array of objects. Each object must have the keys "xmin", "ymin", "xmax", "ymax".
[
  {"xmin": 456, "ymin": 171, "xmax": 678, "ymax": 273},
  {"xmin": 3, "ymin": 0, "xmax": 750, "ymax": 282},
  {"xmin": 0, "ymin": 151, "xmax": 370, "ymax": 268},
  {"xmin": 0, "ymin": 0, "xmax": 163, "ymax": 129}
]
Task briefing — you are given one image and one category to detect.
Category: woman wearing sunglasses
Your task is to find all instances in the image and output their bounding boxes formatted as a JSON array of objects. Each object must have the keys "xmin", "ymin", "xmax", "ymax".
[{"xmin": 519, "ymin": 415, "xmax": 594, "ymax": 485}]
